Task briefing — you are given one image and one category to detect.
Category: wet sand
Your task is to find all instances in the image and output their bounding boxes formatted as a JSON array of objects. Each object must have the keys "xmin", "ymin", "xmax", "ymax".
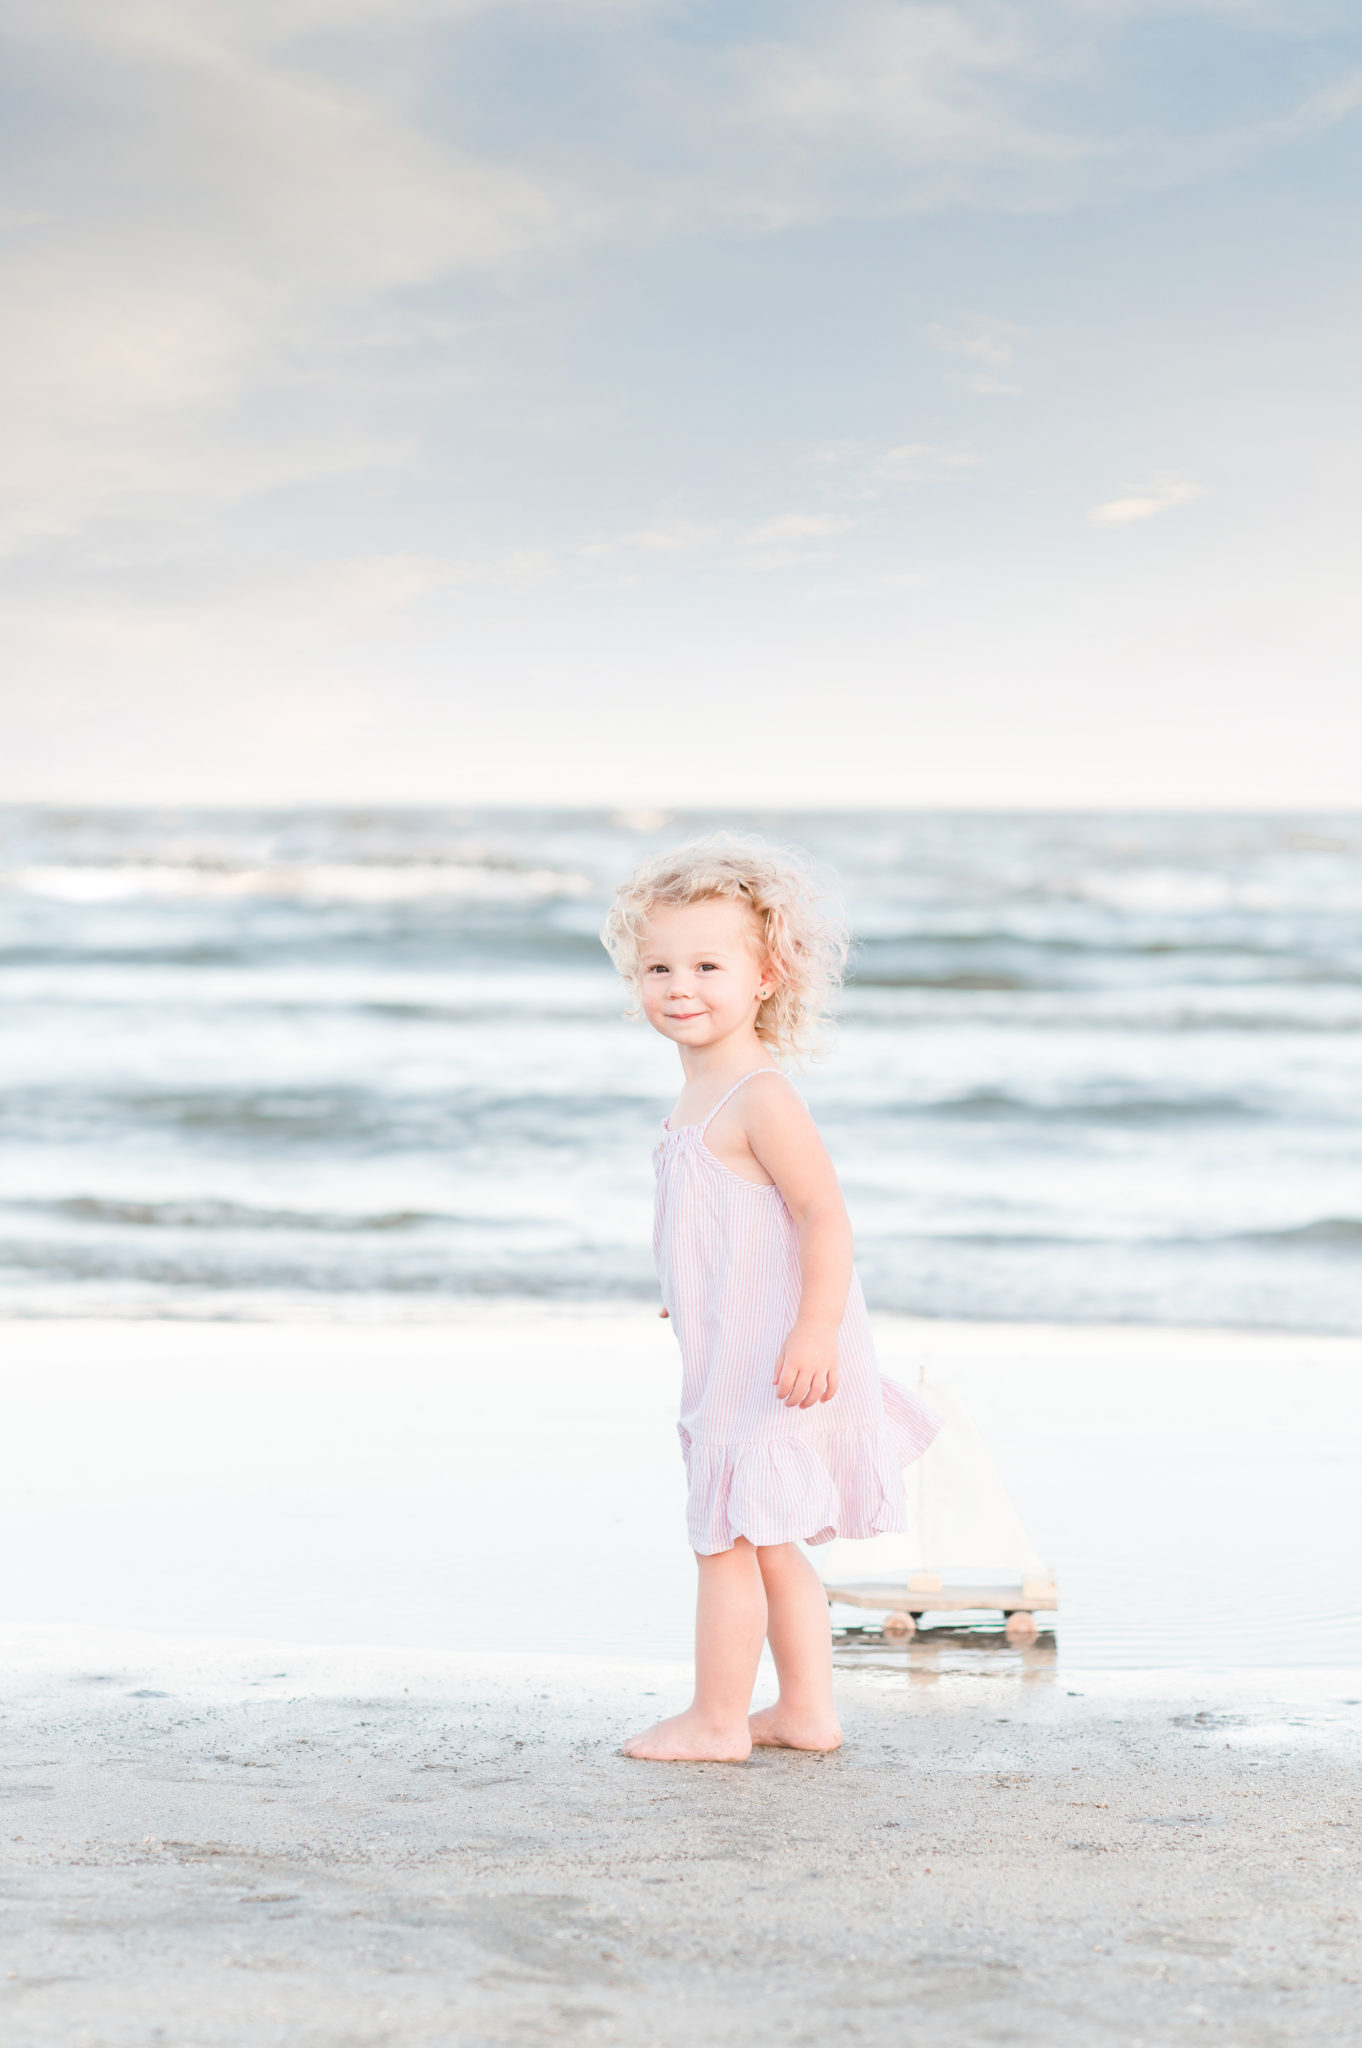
[{"xmin": 2, "ymin": 1628, "xmax": 1359, "ymax": 2046}]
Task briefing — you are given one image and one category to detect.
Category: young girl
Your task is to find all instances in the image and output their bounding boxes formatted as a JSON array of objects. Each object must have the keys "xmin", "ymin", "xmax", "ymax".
[{"xmin": 602, "ymin": 837, "xmax": 939, "ymax": 1762}]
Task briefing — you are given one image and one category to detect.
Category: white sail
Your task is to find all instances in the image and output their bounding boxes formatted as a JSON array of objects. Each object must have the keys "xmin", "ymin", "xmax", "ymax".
[{"xmin": 815, "ymin": 1371, "xmax": 1050, "ymax": 1585}]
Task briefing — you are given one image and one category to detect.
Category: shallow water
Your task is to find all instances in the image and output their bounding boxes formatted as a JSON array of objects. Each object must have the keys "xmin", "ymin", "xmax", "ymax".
[
  {"xmin": 4, "ymin": 1315, "xmax": 1359, "ymax": 1671},
  {"xmin": 2, "ymin": 806, "xmax": 1360, "ymax": 1331}
]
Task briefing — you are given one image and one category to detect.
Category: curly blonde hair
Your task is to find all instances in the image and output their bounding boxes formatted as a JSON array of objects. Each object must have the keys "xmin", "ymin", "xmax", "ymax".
[{"xmin": 600, "ymin": 834, "xmax": 848, "ymax": 1065}]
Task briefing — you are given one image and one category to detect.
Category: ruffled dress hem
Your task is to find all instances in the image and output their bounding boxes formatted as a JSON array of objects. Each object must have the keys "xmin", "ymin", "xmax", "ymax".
[{"xmin": 681, "ymin": 1376, "xmax": 941, "ymax": 1555}]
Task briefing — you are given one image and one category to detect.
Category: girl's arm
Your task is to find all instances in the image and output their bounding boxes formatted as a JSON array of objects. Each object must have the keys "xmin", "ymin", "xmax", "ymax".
[{"xmin": 743, "ymin": 1084, "xmax": 852, "ymax": 1408}]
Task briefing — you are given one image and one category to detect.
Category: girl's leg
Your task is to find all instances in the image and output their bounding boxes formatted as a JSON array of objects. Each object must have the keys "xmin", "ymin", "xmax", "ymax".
[
  {"xmin": 622, "ymin": 1540, "xmax": 766, "ymax": 1761},
  {"xmin": 748, "ymin": 1542, "xmax": 842, "ymax": 1751}
]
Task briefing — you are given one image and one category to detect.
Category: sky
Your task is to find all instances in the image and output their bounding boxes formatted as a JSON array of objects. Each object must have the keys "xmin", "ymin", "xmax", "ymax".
[{"xmin": 2, "ymin": 0, "xmax": 1361, "ymax": 809}]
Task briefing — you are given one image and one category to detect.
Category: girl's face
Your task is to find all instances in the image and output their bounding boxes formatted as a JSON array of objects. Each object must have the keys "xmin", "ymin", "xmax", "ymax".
[{"xmin": 637, "ymin": 898, "xmax": 775, "ymax": 1053}]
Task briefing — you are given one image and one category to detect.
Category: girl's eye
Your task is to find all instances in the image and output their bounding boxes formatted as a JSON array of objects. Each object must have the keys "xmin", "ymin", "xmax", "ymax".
[{"xmin": 697, "ymin": 962, "xmax": 718, "ymax": 972}]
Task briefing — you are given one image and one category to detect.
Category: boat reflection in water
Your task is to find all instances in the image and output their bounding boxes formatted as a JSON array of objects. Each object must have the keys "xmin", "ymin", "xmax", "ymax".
[{"xmin": 833, "ymin": 1622, "xmax": 1058, "ymax": 1681}]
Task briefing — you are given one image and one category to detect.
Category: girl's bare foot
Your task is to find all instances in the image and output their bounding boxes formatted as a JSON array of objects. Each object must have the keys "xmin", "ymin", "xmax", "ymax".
[
  {"xmin": 622, "ymin": 1710, "xmax": 752, "ymax": 1762},
  {"xmin": 748, "ymin": 1703, "xmax": 843, "ymax": 1752}
]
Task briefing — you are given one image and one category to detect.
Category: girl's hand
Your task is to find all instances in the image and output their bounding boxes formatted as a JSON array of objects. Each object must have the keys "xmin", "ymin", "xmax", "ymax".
[
  {"xmin": 774, "ymin": 1324, "xmax": 840, "ymax": 1409},
  {"xmin": 658, "ymin": 1307, "xmax": 669, "ymax": 1318}
]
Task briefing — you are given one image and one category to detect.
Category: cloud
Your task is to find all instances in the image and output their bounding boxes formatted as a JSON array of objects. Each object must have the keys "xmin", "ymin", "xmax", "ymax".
[
  {"xmin": 929, "ymin": 319, "xmax": 1023, "ymax": 393},
  {"xmin": 577, "ymin": 511, "xmax": 853, "ymax": 573},
  {"xmin": 730, "ymin": 513, "xmax": 855, "ymax": 571},
  {"xmin": 950, "ymin": 372, "xmax": 1021, "ymax": 395},
  {"xmin": 862, "ymin": 444, "xmax": 982, "ymax": 494},
  {"xmin": 257, "ymin": 548, "xmax": 558, "ymax": 616},
  {"xmin": 0, "ymin": 0, "xmax": 1352, "ymax": 788},
  {"xmin": 1089, "ymin": 479, "xmax": 1206, "ymax": 525},
  {"xmin": 738, "ymin": 514, "xmax": 853, "ymax": 546},
  {"xmin": 0, "ymin": 2, "xmax": 563, "ymax": 546},
  {"xmin": 1249, "ymin": 58, "xmax": 1362, "ymax": 143},
  {"xmin": 577, "ymin": 519, "xmax": 721, "ymax": 558},
  {"xmin": 927, "ymin": 320, "xmax": 1020, "ymax": 368},
  {"xmin": 714, "ymin": 3, "xmax": 1086, "ymax": 224},
  {"xmin": 0, "ymin": 0, "xmax": 1351, "ymax": 558},
  {"xmin": 805, "ymin": 440, "xmax": 981, "ymax": 497},
  {"xmin": 0, "ymin": 545, "xmax": 558, "ymax": 640},
  {"xmin": 688, "ymin": 4, "xmax": 1362, "ymax": 229}
]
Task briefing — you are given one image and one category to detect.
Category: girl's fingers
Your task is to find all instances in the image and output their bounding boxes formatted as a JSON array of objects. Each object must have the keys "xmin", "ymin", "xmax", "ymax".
[
  {"xmin": 775, "ymin": 1355, "xmax": 839, "ymax": 1404},
  {"xmin": 775, "ymin": 1360, "xmax": 841, "ymax": 1405}
]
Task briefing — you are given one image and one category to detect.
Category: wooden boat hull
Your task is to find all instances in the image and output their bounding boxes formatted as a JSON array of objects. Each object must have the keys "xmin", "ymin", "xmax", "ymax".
[{"xmin": 823, "ymin": 1579, "xmax": 1058, "ymax": 1616}]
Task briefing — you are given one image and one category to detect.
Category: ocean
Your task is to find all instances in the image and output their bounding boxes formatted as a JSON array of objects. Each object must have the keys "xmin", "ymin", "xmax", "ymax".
[{"xmin": 1, "ymin": 805, "xmax": 1359, "ymax": 1333}]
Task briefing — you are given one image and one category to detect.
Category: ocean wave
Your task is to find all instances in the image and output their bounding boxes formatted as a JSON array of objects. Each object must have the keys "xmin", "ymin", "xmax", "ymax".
[
  {"xmin": 1062, "ymin": 868, "xmax": 1362, "ymax": 915},
  {"xmin": 849, "ymin": 1219, "xmax": 1362, "ymax": 1261},
  {"xmin": 1, "ymin": 1211, "xmax": 1356, "ymax": 1331},
  {"xmin": 913, "ymin": 1087, "xmax": 1274, "ymax": 1125},
  {"xmin": 851, "ymin": 935, "xmax": 1362, "ymax": 970},
  {"xmin": 837, "ymin": 993, "xmax": 1362, "ymax": 1031},
  {"xmin": 1232, "ymin": 1218, "xmax": 1362, "ymax": 1248},
  {"xmin": 0, "ymin": 1080, "xmax": 1328, "ymax": 1154},
  {"xmin": 0, "ymin": 1088, "xmax": 665, "ymax": 1154},
  {"xmin": 2, "ymin": 804, "xmax": 1359, "ymax": 1335},
  {"xmin": 1, "ymin": 862, "xmax": 594, "ymax": 906},
  {"xmin": 0, "ymin": 1240, "xmax": 657, "ymax": 1299},
  {"xmin": 18, "ymin": 1197, "xmax": 494, "ymax": 1234},
  {"xmin": 848, "ymin": 971, "xmax": 1032, "ymax": 991},
  {"xmin": 16, "ymin": 1197, "xmax": 1358, "ymax": 1255}
]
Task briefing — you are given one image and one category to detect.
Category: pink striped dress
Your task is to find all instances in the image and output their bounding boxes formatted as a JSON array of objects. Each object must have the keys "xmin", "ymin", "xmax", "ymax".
[{"xmin": 653, "ymin": 1066, "xmax": 941, "ymax": 1556}]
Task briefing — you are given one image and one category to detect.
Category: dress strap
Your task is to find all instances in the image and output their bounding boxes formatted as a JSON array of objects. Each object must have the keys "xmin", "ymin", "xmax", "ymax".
[{"xmin": 698, "ymin": 1066, "xmax": 785, "ymax": 1133}]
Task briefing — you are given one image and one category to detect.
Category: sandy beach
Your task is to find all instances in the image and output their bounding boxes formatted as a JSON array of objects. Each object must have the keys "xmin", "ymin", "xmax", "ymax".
[
  {"xmin": 3, "ymin": 1309, "xmax": 1361, "ymax": 2042},
  {"xmin": 2, "ymin": 1629, "xmax": 1360, "ymax": 2046}
]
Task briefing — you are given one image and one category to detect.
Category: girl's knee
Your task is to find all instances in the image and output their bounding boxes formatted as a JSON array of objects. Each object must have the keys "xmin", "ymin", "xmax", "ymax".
[{"xmin": 754, "ymin": 1540, "xmax": 808, "ymax": 1575}]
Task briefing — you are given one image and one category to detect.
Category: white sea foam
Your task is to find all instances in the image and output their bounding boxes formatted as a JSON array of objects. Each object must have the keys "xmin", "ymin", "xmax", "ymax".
[{"xmin": 4, "ymin": 861, "xmax": 593, "ymax": 904}]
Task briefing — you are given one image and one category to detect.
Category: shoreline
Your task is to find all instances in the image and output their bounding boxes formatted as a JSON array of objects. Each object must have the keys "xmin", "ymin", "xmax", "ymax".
[
  {"xmin": 2, "ymin": 1298, "xmax": 1359, "ymax": 1345},
  {"xmin": 6, "ymin": 1615, "xmax": 1362, "ymax": 1704}
]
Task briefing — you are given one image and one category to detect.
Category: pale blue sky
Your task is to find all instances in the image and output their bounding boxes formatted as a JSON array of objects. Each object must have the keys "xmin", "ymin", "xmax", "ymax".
[{"xmin": 3, "ymin": 1, "xmax": 1360, "ymax": 805}]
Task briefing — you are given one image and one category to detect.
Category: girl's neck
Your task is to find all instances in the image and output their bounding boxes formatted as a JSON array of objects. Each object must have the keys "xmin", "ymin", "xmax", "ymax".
[{"xmin": 677, "ymin": 1031, "xmax": 775, "ymax": 1086}]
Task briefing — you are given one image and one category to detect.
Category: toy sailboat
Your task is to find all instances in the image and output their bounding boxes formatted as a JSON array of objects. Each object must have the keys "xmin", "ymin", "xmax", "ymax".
[{"xmin": 818, "ymin": 1367, "xmax": 1058, "ymax": 1639}]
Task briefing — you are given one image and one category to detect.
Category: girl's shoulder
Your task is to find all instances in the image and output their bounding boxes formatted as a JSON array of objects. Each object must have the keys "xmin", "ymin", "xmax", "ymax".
[
  {"xmin": 670, "ymin": 1065, "xmax": 800, "ymax": 1131},
  {"xmin": 728, "ymin": 1067, "xmax": 811, "ymax": 1128}
]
